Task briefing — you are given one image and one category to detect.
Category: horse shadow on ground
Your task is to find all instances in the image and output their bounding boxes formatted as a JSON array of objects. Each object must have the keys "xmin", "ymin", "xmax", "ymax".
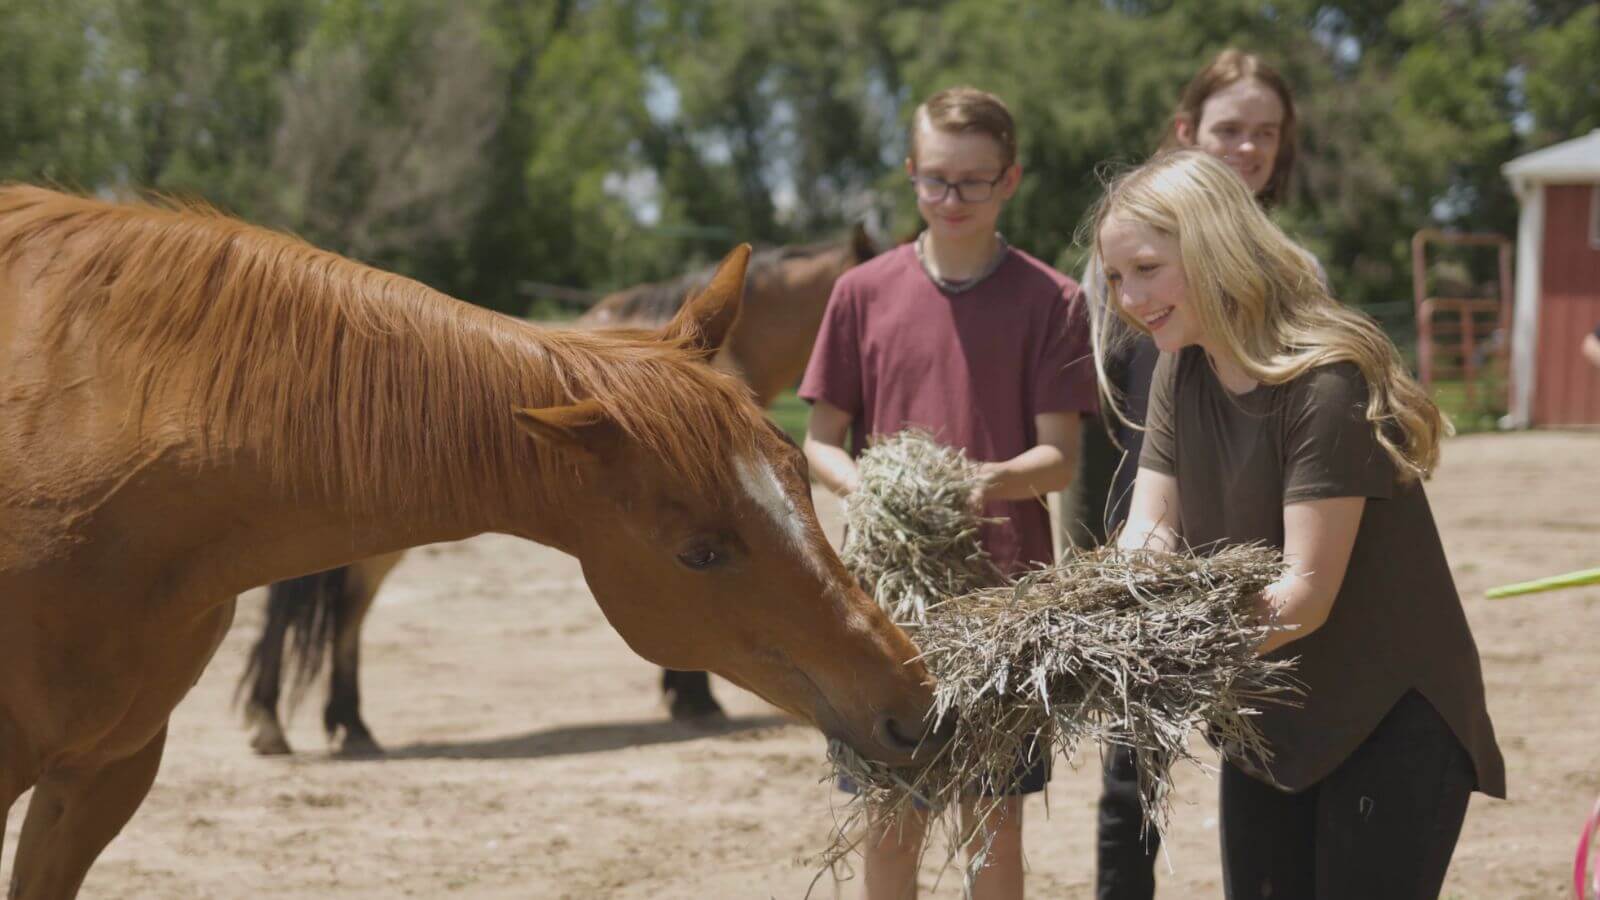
[{"xmin": 345, "ymin": 714, "xmax": 794, "ymax": 761}]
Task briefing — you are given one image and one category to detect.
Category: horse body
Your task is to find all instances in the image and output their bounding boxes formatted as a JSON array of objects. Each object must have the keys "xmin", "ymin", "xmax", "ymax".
[
  {"xmin": 1, "ymin": 266, "xmax": 241, "ymax": 772},
  {"xmin": 721, "ymin": 228, "xmax": 876, "ymax": 405},
  {"xmin": 0, "ymin": 187, "xmax": 931, "ymax": 897},
  {"xmin": 240, "ymin": 224, "xmax": 880, "ymax": 755},
  {"xmin": 580, "ymin": 223, "xmax": 877, "ymax": 405}
]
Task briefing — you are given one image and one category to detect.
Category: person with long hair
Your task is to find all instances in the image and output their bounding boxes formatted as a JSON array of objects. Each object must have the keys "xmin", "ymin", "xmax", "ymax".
[
  {"xmin": 1088, "ymin": 48, "xmax": 1303, "ymax": 900},
  {"xmin": 1088, "ymin": 149, "xmax": 1504, "ymax": 899}
]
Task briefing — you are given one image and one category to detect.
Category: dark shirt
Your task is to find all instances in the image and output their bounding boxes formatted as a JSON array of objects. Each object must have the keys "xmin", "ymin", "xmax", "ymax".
[{"xmin": 1140, "ymin": 348, "xmax": 1506, "ymax": 796}]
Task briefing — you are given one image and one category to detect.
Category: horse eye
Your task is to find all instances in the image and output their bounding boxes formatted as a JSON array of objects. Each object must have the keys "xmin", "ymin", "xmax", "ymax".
[{"xmin": 676, "ymin": 545, "xmax": 721, "ymax": 571}]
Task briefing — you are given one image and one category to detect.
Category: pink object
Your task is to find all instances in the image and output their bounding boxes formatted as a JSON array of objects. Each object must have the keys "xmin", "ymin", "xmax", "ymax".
[{"xmin": 1577, "ymin": 792, "xmax": 1600, "ymax": 899}]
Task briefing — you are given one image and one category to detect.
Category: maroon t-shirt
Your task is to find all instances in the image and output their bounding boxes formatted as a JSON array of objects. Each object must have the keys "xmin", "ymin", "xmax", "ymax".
[{"xmin": 799, "ymin": 242, "xmax": 1097, "ymax": 573}]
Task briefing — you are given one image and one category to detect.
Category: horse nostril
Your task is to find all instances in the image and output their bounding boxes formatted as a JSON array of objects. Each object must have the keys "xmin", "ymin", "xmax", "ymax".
[
  {"xmin": 877, "ymin": 712, "xmax": 954, "ymax": 758},
  {"xmin": 877, "ymin": 715, "xmax": 922, "ymax": 755}
]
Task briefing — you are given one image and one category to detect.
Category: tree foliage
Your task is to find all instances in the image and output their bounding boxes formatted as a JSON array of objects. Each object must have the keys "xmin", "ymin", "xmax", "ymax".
[{"xmin": 0, "ymin": 0, "xmax": 1593, "ymax": 316}]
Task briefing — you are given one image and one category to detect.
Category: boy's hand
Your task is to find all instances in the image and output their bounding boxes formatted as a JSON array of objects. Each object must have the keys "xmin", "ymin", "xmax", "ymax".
[
  {"xmin": 970, "ymin": 462, "xmax": 1001, "ymax": 509},
  {"xmin": 803, "ymin": 398, "xmax": 863, "ymax": 499},
  {"xmin": 970, "ymin": 415, "xmax": 1080, "ymax": 504}
]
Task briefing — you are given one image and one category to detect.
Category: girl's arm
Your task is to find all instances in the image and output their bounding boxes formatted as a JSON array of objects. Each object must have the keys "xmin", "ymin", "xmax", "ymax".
[
  {"xmin": 1116, "ymin": 467, "xmax": 1182, "ymax": 553},
  {"xmin": 1255, "ymin": 496, "xmax": 1366, "ymax": 655}
]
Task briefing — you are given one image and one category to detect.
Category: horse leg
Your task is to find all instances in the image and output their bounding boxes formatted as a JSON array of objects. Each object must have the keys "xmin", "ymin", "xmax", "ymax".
[
  {"xmin": 241, "ymin": 587, "xmax": 295, "ymax": 756},
  {"xmin": 1, "ymin": 715, "xmax": 32, "ymax": 872},
  {"xmin": 1, "ymin": 764, "xmax": 31, "ymax": 888},
  {"xmin": 325, "ymin": 555, "xmax": 397, "ymax": 757},
  {"xmin": 325, "ymin": 586, "xmax": 379, "ymax": 756},
  {"xmin": 661, "ymin": 669, "xmax": 726, "ymax": 723},
  {"xmin": 7, "ymin": 725, "xmax": 167, "ymax": 900}
]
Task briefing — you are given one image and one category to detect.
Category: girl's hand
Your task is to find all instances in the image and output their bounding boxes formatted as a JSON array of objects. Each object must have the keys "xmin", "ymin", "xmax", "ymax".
[
  {"xmin": 1251, "ymin": 588, "xmax": 1300, "ymax": 653},
  {"xmin": 1118, "ymin": 468, "xmax": 1182, "ymax": 553}
]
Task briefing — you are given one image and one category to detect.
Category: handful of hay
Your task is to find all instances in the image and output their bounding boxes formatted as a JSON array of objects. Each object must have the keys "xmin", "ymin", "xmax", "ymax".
[
  {"xmin": 823, "ymin": 544, "xmax": 1299, "ymax": 880},
  {"xmin": 841, "ymin": 430, "xmax": 1005, "ymax": 624}
]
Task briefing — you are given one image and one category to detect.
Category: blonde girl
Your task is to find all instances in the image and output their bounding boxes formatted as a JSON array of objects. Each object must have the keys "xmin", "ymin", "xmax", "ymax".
[
  {"xmin": 1091, "ymin": 48, "xmax": 1304, "ymax": 900},
  {"xmin": 1091, "ymin": 150, "xmax": 1503, "ymax": 900}
]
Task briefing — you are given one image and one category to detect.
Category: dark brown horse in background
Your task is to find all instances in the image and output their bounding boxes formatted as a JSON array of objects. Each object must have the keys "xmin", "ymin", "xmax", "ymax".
[
  {"xmin": 0, "ymin": 188, "xmax": 938, "ymax": 898},
  {"xmin": 580, "ymin": 224, "xmax": 879, "ymax": 406},
  {"xmin": 239, "ymin": 225, "xmax": 879, "ymax": 756}
]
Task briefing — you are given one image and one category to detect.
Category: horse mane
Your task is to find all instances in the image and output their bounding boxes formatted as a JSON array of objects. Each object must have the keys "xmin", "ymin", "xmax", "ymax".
[
  {"xmin": 0, "ymin": 184, "xmax": 764, "ymax": 518},
  {"xmin": 586, "ymin": 235, "xmax": 856, "ymax": 327}
]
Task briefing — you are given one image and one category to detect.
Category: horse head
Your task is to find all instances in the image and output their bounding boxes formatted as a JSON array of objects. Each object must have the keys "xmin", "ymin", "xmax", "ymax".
[{"xmin": 513, "ymin": 247, "xmax": 942, "ymax": 765}]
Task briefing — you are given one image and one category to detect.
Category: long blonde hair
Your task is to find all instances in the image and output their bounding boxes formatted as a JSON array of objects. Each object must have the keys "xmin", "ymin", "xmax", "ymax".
[{"xmin": 1085, "ymin": 150, "xmax": 1448, "ymax": 481}]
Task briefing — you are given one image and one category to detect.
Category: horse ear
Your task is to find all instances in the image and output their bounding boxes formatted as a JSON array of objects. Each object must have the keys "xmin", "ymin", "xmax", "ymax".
[
  {"xmin": 662, "ymin": 243, "xmax": 749, "ymax": 360},
  {"xmin": 513, "ymin": 400, "xmax": 615, "ymax": 461},
  {"xmin": 850, "ymin": 221, "xmax": 879, "ymax": 263}
]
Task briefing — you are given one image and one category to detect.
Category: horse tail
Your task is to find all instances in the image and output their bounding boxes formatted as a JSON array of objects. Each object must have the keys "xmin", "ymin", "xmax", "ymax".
[{"xmin": 235, "ymin": 567, "xmax": 350, "ymax": 712}]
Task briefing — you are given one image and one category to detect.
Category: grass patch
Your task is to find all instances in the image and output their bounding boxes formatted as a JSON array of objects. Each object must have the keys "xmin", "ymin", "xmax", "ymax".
[
  {"xmin": 1431, "ymin": 378, "xmax": 1507, "ymax": 435},
  {"xmin": 768, "ymin": 388, "xmax": 810, "ymax": 444}
]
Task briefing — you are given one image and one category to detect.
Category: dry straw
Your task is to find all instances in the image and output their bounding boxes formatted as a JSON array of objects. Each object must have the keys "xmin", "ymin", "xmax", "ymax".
[
  {"xmin": 841, "ymin": 430, "xmax": 1006, "ymax": 624},
  {"xmin": 823, "ymin": 546, "xmax": 1299, "ymax": 889},
  {"xmin": 819, "ymin": 431, "xmax": 1300, "ymax": 891},
  {"xmin": 923, "ymin": 544, "xmax": 1297, "ymax": 820}
]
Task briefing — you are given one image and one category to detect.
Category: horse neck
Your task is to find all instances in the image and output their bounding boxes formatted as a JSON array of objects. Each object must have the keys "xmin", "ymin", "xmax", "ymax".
[{"xmin": 134, "ymin": 285, "xmax": 583, "ymax": 595}]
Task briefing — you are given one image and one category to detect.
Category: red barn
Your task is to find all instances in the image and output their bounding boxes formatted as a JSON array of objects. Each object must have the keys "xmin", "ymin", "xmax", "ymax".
[{"xmin": 1503, "ymin": 129, "xmax": 1600, "ymax": 427}]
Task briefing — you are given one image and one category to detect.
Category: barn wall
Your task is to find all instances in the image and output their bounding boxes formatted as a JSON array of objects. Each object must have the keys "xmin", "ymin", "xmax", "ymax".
[{"xmin": 1533, "ymin": 183, "xmax": 1600, "ymax": 426}]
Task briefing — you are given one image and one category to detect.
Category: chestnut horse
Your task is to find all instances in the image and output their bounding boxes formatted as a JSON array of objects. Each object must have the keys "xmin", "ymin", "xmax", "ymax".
[
  {"xmin": 0, "ymin": 186, "xmax": 937, "ymax": 898},
  {"xmin": 238, "ymin": 227, "xmax": 879, "ymax": 755}
]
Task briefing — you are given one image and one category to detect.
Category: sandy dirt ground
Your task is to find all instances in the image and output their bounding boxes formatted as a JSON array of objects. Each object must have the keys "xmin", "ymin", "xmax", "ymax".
[{"xmin": 5, "ymin": 430, "xmax": 1598, "ymax": 898}]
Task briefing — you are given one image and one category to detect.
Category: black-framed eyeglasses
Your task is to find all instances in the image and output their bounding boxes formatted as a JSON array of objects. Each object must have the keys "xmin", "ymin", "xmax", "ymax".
[{"xmin": 909, "ymin": 167, "xmax": 1010, "ymax": 204}]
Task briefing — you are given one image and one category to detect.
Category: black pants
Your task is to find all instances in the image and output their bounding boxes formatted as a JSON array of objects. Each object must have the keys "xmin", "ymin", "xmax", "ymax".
[
  {"xmin": 1096, "ymin": 746, "xmax": 1161, "ymax": 900},
  {"xmin": 1220, "ymin": 690, "xmax": 1476, "ymax": 900}
]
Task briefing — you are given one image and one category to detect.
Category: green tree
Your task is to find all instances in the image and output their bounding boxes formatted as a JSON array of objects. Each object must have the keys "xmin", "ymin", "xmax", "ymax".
[
  {"xmin": 0, "ymin": 0, "xmax": 123, "ymax": 187},
  {"xmin": 1, "ymin": 0, "xmax": 1595, "ymax": 324}
]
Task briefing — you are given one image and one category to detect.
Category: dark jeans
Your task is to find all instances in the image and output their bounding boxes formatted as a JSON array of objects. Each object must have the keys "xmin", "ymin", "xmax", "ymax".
[
  {"xmin": 1219, "ymin": 690, "xmax": 1476, "ymax": 900},
  {"xmin": 1096, "ymin": 745, "xmax": 1161, "ymax": 900}
]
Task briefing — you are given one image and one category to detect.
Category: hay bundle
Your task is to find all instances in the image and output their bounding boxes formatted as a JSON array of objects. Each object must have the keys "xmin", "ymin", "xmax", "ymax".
[
  {"xmin": 921, "ymin": 545, "xmax": 1297, "ymax": 818},
  {"xmin": 841, "ymin": 430, "xmax": 1005, "ymax": 624},
  {"xmin": 823, "ymin": 544, "xmax": 1300, "ymax": 880}
]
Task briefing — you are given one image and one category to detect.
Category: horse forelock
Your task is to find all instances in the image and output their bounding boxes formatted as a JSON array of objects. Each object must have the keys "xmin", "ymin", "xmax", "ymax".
[
  {"xmin": 536, "ymin": 327, "xmax": 769, "ymax": 501},
  {"xmin": 0, "ymin": 184, "xmax": 765, "ymax": 519}
]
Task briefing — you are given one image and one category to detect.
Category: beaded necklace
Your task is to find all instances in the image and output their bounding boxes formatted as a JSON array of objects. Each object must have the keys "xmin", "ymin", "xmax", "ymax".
[{"xmin": 914, "ymin": 231, "xmax": 1009, "ymax": 294}]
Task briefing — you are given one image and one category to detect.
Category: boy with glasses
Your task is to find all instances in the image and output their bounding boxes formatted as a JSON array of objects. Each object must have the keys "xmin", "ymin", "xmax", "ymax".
[{"xmin": 800, "ymin": 86, "xmax": 1097, "ymax": 899}]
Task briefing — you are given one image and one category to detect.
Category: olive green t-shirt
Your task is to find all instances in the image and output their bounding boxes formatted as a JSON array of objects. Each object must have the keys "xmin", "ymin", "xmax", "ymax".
[{"xmin": 1141, "ymin": 348, "xmax": 1505, "ymax": 796}]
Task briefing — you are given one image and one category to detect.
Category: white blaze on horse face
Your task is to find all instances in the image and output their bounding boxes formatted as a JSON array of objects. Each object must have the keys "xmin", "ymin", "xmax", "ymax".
[{"xmin": 735, "ymin": 454, "xmax": 828, "ymax": 580}]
